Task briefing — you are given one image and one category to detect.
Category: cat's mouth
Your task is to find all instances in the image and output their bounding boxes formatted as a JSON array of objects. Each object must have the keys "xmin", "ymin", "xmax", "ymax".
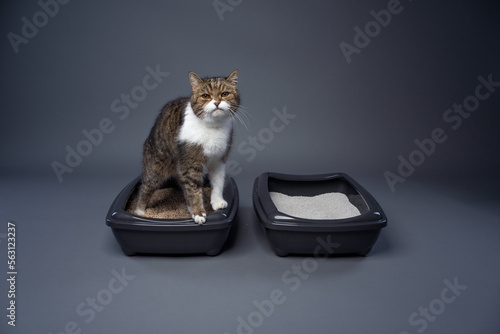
[{"xmin": 211, "ymin": 108, "xmax": 228, "ymax": 117}]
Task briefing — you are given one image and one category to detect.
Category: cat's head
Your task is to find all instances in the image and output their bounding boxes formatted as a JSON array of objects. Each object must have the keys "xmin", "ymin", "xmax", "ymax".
[{"xmin": 188, "ymin": 70, "xmax": 240, "ymax": 122}]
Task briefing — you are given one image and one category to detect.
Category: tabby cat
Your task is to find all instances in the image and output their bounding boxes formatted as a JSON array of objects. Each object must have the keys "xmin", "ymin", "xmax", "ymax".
[{"xmin": 134, "ymin": 70, "xmax": 240, "ymax": 224}]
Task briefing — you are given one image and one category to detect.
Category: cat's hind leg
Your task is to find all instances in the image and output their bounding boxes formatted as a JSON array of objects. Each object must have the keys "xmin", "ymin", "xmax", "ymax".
[
  {"xmin": 134, "ymin": 181, "xmax": 155, "ymax": 216},
  {"xmin": 134, "ymin": 153, "xmax": 170, "ymax": 216}
]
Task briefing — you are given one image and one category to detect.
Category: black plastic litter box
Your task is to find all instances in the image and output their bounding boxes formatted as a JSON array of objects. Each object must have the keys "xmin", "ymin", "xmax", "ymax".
[
  {"xmin": 106, "ymin": 176, "xmax": 239, "ymax": 256},
  {"xmin": 252, "ymin": 172, "xmax": 387, "ymax": 256}
]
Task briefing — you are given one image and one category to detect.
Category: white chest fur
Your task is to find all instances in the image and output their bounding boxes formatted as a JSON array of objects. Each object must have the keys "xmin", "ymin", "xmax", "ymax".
[{"xmin": 178, "ymin": 103, "xmax": 232, "ymax": 159}]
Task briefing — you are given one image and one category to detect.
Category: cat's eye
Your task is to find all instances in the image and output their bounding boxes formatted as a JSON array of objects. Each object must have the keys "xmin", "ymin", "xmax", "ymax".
[
  {"xmin": 221, "ymin": 92, "xmax": 230, "ymax": 97},
  {"xmin": 201, "ymin": 94, "xmax": 211, "ymax": 99}
]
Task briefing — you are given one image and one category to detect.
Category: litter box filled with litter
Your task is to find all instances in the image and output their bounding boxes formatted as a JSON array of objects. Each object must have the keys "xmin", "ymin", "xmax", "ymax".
[
  {"xmin": 252, "ymin": 172, "xmax": 387, "ymax": 256},
  {"xmin": 106, "ymin": 176, "xmax": 239, "ymax": 256}
]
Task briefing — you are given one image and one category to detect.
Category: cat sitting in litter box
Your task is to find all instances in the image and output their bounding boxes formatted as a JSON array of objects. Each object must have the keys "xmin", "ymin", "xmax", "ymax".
[{"xmin": 134, "ymin": 70, "xmax": 240, "ymax": 224}]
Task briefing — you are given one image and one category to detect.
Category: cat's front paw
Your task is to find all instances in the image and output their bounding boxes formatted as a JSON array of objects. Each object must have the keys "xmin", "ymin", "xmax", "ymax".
[
  {"xmin": 193, "ymin": 213, "xmax": 207, "ymax": 225},
  {"xmin": 211, "ymin": 198, "xmax": 228, "ymax": 211}
]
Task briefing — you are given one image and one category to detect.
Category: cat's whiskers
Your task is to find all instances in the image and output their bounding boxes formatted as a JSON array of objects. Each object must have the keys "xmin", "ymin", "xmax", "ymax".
[
  {"xmin": 228, "ymin": 105, "xmax": 251, "ymax": 131},
  {"xmin": 229, "ymin": 109, "xmax": 248, "ymax": 131}
]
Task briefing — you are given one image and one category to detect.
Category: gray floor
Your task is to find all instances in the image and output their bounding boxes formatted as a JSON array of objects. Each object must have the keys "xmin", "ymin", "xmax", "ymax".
[
  {"xmin": 1, "ymin": 1, "xmax": 499, "ymax": 333},
  {"xmin": 1, "ymin": 173, "xmax": 499, "ymax": 334}
]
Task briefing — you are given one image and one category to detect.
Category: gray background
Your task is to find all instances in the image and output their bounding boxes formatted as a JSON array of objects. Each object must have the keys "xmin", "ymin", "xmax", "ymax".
[{"xmin": 1, "ymin": 0, "xmax": 499, "ymax": 333}]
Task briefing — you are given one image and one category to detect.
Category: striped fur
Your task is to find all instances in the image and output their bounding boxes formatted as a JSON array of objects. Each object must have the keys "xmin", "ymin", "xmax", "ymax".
[{"xmin": 135, "ymin": 70, "xmax": 240, "ymax": 224}]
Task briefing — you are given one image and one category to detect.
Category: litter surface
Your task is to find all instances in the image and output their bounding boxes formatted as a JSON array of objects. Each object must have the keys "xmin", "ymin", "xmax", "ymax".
[{"xmin": 270, "ymin": 192, "xmax": 361, "ymax": 220}]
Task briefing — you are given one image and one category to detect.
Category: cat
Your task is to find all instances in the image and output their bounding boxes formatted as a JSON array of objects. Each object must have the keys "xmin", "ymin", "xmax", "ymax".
[{"xmin": 134, "ymin": 70, "xmax": 240, "ymax": 224}]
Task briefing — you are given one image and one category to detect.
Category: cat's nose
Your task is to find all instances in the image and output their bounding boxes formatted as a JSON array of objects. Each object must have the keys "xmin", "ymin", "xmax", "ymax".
[{"xmin": 214, "ymin": 101, "xmax": 220, "ymax": 107}]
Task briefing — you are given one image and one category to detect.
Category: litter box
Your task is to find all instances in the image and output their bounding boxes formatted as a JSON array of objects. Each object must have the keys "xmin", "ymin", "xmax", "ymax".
[
  {"xmin": 252, "ymin": 172, "xmax": 387, "ymax": 256},
  {"xmin": 106, "ymin": 176, "xmax": 239, "ymax": 256}
]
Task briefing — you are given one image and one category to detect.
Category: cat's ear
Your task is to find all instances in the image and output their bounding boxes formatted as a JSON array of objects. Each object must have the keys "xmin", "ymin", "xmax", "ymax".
[
  {"xmin": 226, "ymin": 70, "xmax": 238, "ymax": 86},
  {"xmin": 188, "ymin": 72, "xmax": 203, "ymax": 90}
]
